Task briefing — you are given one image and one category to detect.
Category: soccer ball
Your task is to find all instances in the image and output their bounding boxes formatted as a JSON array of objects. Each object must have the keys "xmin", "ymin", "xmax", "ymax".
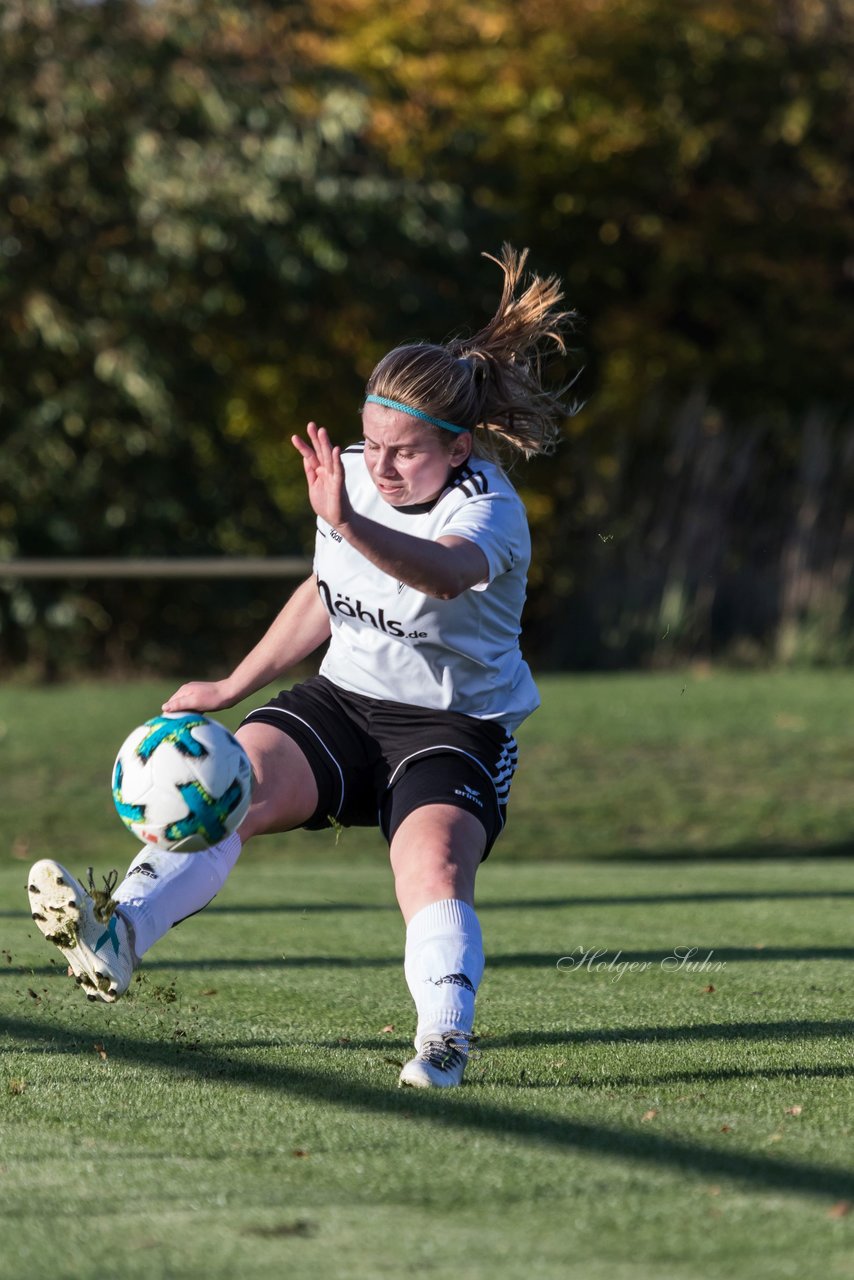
[{"xmin": 112, "ymin": 713, "xmax": 253, "ymax": 852}]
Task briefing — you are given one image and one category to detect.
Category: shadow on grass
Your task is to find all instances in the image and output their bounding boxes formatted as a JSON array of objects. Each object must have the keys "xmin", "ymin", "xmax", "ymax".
[
  {"xmin": 493, "ymin": 946, "xmax": 854, "ymax": 965},
  {"xmin": 3, "ymin": 941, "xmax": 854, "ymax": 981},
  {"xmin": 564, "ymin": 1063, "xmax": 854, "ymax": 1089},
  {"xmin": 486, "ymin": 889, "xmax": 854, "ymax": 908},
  {"xmin": 325, "ymin": 1019, "xmax": 854, "ymax": 1053},
  {"xmin": 5, "ymin": 885, "xmax": 854, "ymax": 924},
  {"xmin": 481, "ymin": 1021, "xmax": 854, "ymax": 1047},
  {"xmin": 180, "ymin": 887, "xmax": 854, "ymax": 912},
  {"xmin": 2, "ymin": 1013, "xmax": 853, "ymax": 1204},
  {"xmin": 593, "ymin": 839, "xmax": 854, "ymax": 862},
  {"xmin": 0, "ymin": 955, "xmax": 399, "ymax": 979}
]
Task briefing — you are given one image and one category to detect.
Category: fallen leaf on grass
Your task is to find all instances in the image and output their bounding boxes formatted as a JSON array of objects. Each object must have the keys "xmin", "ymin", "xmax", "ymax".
[
  {"xmin": 244, "ymin": 1220, "xmax": 315, "ymax": 1238},
  {"xmin": 380, "ymin": 1024, "xmax": 395, "ymax": 1033},
  {"xmin": 337, "ymin": 1036, "xmax": 351, "ymax": 1046},
  {"xmin": 702, "ymin": 984, "xmax": 716, "ymax": 994},
  {"xmin": 720, "ymin": 1125, "xmax": 733, "ymax": 1133},
  {"xmin": 93, "ymin": 1043, "xmax": 108, "ymax": 1061},
  {"xmin": 827, "ymin": 1202, "xmax": 852, "ymax": 1220},
  {"xmin": 785, "ymin": 1105, "xmax": 803, "ymax": 1116},
  {"xmin": 291, "ymin": 1148, "xmax": 309, "ymax": 1158},
  {"xmin": 641, "ymin": 1109, "xmax": 658, "ymax": 1122},
  {"xmin": 199, "ymin": 989, "xmax": 217, "ymax": 997},
  {"xmin": 767, "ymin": 1132, "xmax": 783, "ymax": 1143}
]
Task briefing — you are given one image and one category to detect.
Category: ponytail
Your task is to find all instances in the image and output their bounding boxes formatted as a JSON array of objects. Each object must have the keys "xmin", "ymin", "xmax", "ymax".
[{"xmin": 365, "ymin": 245, "xmax": 579, "ymax": 462}]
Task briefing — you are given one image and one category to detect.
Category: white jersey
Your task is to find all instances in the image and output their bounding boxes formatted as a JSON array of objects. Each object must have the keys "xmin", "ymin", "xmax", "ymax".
[{"xmin": 313, "ymin": 444, "xmax": 539, "ymax": 733}]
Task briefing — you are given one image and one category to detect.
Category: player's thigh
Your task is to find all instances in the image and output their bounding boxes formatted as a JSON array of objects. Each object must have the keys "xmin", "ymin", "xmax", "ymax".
[
  {"xmin": 389, "ymin": 804, "xmax": 487, "ymax": 921},
  {"xmin": 235, "ymin": 721, "xmax": 319, "ymax": 837}
]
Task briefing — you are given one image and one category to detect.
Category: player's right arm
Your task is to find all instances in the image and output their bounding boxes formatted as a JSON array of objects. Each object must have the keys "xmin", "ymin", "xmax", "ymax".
[{"xmin": 162, "ymin": 574, "xmax": 331, "ymax": 713}]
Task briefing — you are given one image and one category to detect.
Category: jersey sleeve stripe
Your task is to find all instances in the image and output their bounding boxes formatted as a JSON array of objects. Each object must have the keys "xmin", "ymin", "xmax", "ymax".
[{"xmin": 450, "ymin": 469, "xmax": 488, "ymax": 497}]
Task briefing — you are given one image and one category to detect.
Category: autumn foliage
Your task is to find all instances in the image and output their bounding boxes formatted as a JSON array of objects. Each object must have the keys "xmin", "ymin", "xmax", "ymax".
[{"xmin": 1, "ymin": 0, "xmax": 851, "ymax": 674}]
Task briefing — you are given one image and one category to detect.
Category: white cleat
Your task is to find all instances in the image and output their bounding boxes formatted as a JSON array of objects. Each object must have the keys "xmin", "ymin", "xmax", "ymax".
[
  {"xmin": 27, "ymin": 860, "xmax": 134, "ymax": 1003},
  {"xmin": 399, "ymin": 1033, "xmax": 472, "ymax": 1089}
]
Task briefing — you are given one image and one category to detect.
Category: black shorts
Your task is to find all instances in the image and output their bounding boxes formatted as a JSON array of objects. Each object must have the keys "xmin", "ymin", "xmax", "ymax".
[{"xmin": 239, "ymin": 675, "xmax": 518, "ymax": 857}]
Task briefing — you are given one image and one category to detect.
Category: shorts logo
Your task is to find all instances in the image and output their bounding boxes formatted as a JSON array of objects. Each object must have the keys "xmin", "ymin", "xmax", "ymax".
[
  {"xmin": 454, "ymin": 784, "xmax": 483, "ymax": 809},
  {"xmin": 427, "ymin": 972, "xmax": 476, "ymax": 994},
  {"xmin": 128, "ymin": 861, "xmax": 158, "ymax": 879}
]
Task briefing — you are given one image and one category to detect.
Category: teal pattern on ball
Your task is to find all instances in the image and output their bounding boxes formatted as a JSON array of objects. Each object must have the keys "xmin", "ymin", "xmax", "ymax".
[
  {"xmin": 112, "ymin": 758, "xmax": 146, "ymax": 826},
  {"xmin": 136, "ymin": 714, "xmax": 209, "ymax": 764},
  {"xmin": 165, "ymin": 778, "xmax": 245, "ymax": 847}
]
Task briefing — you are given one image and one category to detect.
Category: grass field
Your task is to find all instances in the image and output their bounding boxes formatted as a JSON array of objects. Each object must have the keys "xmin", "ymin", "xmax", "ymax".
[{"xmin": 1, "ymin": 671, "xmax": 853, "ymax": 1279}]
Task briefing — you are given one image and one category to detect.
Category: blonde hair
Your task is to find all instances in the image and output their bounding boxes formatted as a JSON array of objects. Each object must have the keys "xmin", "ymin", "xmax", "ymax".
[{"xmin": 365, "ymin": 245, "xmax": 579, "ymax": 462}]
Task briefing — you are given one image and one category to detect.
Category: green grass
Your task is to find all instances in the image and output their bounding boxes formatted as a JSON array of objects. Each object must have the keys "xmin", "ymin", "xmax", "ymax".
[
  {"xmin": 1, "ymin": 672, "xmax": 853, "ymax": 1279},
  {"xmin": 1, "ymin": 669, "xmax": 851, "ymax": 867}
]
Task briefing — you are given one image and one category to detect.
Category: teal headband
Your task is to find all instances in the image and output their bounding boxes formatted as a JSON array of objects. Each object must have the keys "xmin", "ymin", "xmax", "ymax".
[{"xmin": 364, "ymin": 394, "xmax": 469, "ymax": 435}]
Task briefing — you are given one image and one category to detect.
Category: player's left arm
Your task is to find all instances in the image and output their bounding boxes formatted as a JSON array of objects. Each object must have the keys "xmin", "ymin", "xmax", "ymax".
[
  {"xmin": 292, "ymin": 421, "xmax": 488, "ymax": 598},
  {"xmin": 339, "ymin": 523, "xmax": 488, "ymax": 600}
]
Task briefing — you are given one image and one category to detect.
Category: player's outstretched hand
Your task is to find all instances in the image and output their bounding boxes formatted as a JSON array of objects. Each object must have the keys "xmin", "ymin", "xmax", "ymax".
[
  {"xmin": 292, "ymin": 422, "xmax": 353, "ymax": 530},
  {"xmin": 162, "ymin": 681, "xmax": 236, "ymax": 714}
]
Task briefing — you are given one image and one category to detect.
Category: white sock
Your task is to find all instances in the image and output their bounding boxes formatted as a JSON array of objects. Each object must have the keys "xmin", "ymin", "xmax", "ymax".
[
  {"xmin": 404, "ymin": 898, "xmax": 484, "ymax": 1047},
  {"xmin": 112, "ymin": 832, "xmax": 243, "ymax": 960}
]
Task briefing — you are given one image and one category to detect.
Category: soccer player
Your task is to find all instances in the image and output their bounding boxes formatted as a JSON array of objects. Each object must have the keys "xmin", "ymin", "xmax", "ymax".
[{"xmin": 28, "ymin": 246, "xmax": 576, "ymax": 1088}]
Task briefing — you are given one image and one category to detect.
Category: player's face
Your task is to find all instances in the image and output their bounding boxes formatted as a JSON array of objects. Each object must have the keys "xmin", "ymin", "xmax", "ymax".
[{"xmin": 362, "ymin": 403, "xmax": 472, "ymax": 506}]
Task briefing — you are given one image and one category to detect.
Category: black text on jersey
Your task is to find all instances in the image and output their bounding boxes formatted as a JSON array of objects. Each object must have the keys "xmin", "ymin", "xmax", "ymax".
[{"xmin": 316, "ymin": 577, "xmax": 427, "ymax": 640}]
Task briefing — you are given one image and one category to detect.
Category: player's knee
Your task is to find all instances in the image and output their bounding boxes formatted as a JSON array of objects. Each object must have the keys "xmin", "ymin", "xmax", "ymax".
[{"xmin": 235, "ymin": 724, "xmax": 320, "ymax": 834}]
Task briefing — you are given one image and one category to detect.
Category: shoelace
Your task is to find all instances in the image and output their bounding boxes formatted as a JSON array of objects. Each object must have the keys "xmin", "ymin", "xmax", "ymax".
[
  {"xmin": 87, "ymin": 867, "xmax": 119, "ymax": 924},
  {"xmin": 418, "ymin": 1032, "xmax": 477, "ymax": 1071}
]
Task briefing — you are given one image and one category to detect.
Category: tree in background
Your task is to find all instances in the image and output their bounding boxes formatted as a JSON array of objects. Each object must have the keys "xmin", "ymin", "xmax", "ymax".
[
  {"xmin": 0, "ymin": 0, "xmax": 463, "ymax": 674},
  {"xmin": 313, "ymin": 0, "xmax": 854, "ymax": 665},
  {"xmin": 1, "ymin": 0, "xmax": 852, "ymax": 675}
]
